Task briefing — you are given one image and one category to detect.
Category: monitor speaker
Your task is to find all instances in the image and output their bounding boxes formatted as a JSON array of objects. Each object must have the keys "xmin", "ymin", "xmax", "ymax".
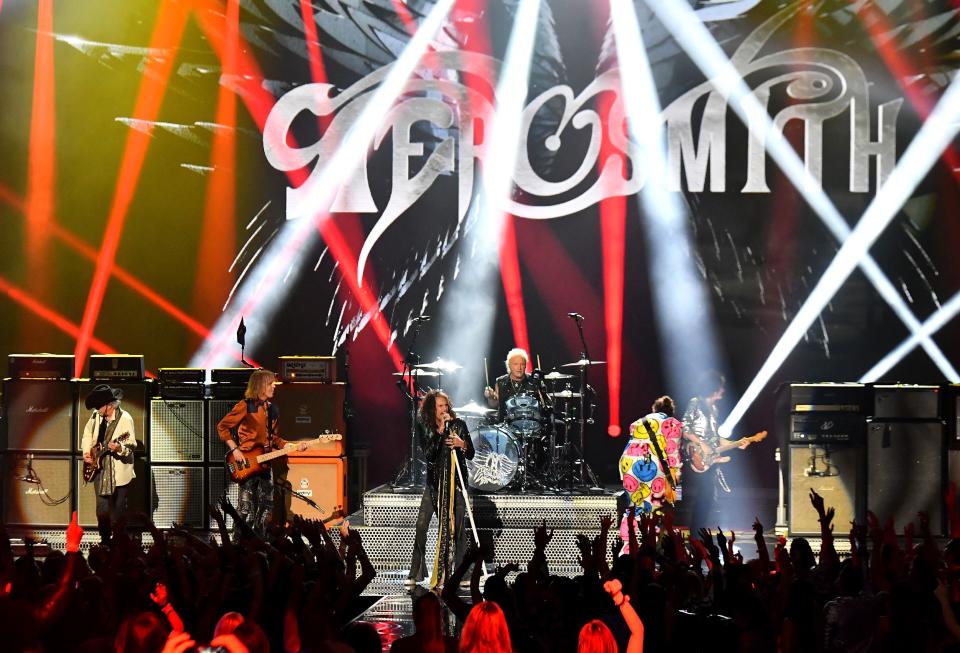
[
  {"xmin": 75, "ymin": 458, "xmax": 150, "ymax": 528},
  {"xmin": 274, "ymin": 383, "xmax": 345, "ymax": 456},
  {"xmin": 75, "ymin": 382, "xmax": 149, "ymax": 453},
  {"xmin": 285, "ymin": 455, "xmax": 347, "ymax": 522},
  {"xmin": 789, "ymin": 444, "xmax": 863, "ymax": 536},
  {"xmin": 2, "ymin": 454, "xmax": 72, "ymax": 526},
  {"xmin": 3, "ymin": 380, "xmax": 75, "ymax": 452},
  {"xmin": 150, "ymin": 399, "xmax": 205, "ymax": 463},
  {"xmin": 150, "ymin": 466, "xmax": 205, "ymax": 528},
  {"xmin": 867, "ymin": 420, "xmax": 945, "ymax": 535}
]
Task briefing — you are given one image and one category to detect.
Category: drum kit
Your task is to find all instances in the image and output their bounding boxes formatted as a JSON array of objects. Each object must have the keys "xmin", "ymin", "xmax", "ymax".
[{"xmin": 392, "ymin": 355, "xmax": 606, "ymax": 493}]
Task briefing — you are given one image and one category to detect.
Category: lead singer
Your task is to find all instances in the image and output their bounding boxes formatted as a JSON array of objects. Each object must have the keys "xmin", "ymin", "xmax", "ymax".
[{"xmin": 406, "ymin": 390, "xmax": 475, "ymax": 589}]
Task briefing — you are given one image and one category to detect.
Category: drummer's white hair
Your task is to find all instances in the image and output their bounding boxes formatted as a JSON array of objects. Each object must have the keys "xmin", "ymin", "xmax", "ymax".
[{"xmin": 504, "ymin": 348, "xmax": 528, "ymax": 369}]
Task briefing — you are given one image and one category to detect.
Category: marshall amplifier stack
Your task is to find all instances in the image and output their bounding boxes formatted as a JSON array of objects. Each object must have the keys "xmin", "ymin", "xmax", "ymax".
[{"xmin": 781, "ymin": 382, "xmax": 947, "ymax": 537}]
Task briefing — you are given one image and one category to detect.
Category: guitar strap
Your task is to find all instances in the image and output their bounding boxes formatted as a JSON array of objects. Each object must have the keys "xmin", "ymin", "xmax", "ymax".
[{"xmin": 641, "ymin": 417, "xmax": 678, "ymax": 491}]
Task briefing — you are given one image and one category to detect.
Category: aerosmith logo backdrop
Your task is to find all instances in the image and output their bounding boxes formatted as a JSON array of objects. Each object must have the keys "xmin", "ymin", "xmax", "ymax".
[{"xmin": 1, "ymin": 0, "xmax": 959, "ymax": 491}]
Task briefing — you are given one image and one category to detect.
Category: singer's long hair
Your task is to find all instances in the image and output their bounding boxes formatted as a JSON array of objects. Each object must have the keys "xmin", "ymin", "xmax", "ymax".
[{"xmin": 419, "ymin": 390, "xmax": 456, "ymax": 430}]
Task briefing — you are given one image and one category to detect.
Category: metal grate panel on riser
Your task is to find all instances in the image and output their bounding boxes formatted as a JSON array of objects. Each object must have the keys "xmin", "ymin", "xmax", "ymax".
[{"xmin": 363, "ymin": 488, "xmax": 619, "ymax": 529}]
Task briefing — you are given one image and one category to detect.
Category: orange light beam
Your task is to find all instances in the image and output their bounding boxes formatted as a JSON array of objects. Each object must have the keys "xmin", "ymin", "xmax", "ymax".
[
  {"xmin": 25, "ymin": 0, "xmax": 56, "ymax": 297},
  {"xmin": 0, "ymin": 275, "xmax": 116, "ymax": 354},
  {"xmin": 74, "ymin": 0, "xmax": 193, "ymax": 376}
]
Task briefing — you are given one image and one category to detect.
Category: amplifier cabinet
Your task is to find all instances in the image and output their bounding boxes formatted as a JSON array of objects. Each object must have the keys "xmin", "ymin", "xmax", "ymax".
[
  {"xmin": 789, "ymin": 412, "xmax": 866, "ymax": 444},
  {"xmin": 207, "ymin": 399, "xmax": 238, "ymax": 463},
  {"xmin": 150, "ymin": 466, "xmax": 205, "ymax": 528},
  {"xmin": 285, "ymin": 455, "xmax": 347, "ymax": 521},
  {"xmin": 207, "ymin": 466, "xmax": 238, "ymax": 529},
  {"xmin": 873, "ymin": 385, "xmax": 940, "ymax": 420},
  {"xmin": 150, "ymin": 399, "xmax": 205, "ymax": 463},
  {"xmin": 75, "ymin": 381, "xmax": 149, "ymax": 454},
  {"xmin": 788, "ymin": 444, "xmax": 864, "ymax": 536},
  {"xmin": 789, "ymin": 383, "xmax": 867, "ymax": 413},
  {"xmin": 3, "ymin": 379, "xmax": 75, "ymax": 452},
  {"xmin": 2, "ymin": 454, "xmax": 73, "ymax": 527},
  {"xmin": 867, "ymin": 420, "xmax": 945, "ymax": 536},
  {"xmin": 274, "ymin": 383, "xmax": 346, "ymax": 456}
]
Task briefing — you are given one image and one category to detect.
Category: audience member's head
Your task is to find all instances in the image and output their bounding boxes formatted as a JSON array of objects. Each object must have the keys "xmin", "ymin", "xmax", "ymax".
[
  {"xmin": 460, "ymin": 601, "xmax": 512, "ymax": 653},
  {"xmin": 213, "ymin": 611, "xmax": 246, "ymax": 637},
  {"xmin": 412, "ymin": 591, "xmax": 444, "ymax": 638},
  {"xmin": 113, "ymin": 611, "xmax": 169, "ymax": 653},
  {"xmin": 577, "ymin": 619, "xmax": 617, "ymax": 653}
]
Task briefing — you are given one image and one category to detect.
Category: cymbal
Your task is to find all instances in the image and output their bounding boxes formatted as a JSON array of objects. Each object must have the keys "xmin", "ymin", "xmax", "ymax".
[
  {"xmin": 559, "ymin": 358, "xmax": 606, "ymax": 368},
  {"xmin": 543, "ymin": 371, "xmax": 574, "ymax": 380},
  {"xmin": 392, "ymin": 369, "xmax": 440, "ymax": 377},
  {"xmin": 453, "ymin": 400, "xmax": 496, "ymax": 416},
  {"xmin": 549, "ymin": 390, "xmax": 582, "ymax": 398},
  {"xmin": 414, "ymin": 358, "xmax": 463, "ymax": 372}
]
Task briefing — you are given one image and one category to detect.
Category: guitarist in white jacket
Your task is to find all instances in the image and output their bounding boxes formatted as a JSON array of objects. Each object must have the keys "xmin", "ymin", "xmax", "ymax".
[{"xmin": 81, "ymin": 384, "xmax": 137, "ymax": 546}]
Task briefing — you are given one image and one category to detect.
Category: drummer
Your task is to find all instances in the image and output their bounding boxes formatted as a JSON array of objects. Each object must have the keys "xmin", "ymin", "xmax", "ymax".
[{"xmin": 483, "ymin": 348, "xmax": 552, "ymax": 422}]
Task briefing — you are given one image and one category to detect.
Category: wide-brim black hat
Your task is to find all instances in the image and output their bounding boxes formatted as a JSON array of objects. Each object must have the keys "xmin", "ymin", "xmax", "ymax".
[{"xmin": 84, "ymin": 384, "xmax": 123, "ymax": 410}]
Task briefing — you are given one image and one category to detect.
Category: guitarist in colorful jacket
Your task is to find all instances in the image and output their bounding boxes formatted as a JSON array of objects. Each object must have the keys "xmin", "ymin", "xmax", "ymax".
[
  {"xmin": 619, "ymin": 396, "xmax": 683, "ymax": 543},
  {"xmin": 217, "ymin": 369, "xmax": 307, "ymax": 539},
  {"xmin": 81, "ymin": 384, "xmax": 138, "ymax": 546}
]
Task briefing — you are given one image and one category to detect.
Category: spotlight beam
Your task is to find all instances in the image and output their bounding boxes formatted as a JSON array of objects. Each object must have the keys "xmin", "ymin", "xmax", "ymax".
[
  {"xmin": 192, "ymin": 0, "xmax": 456, "ymax": 369},
  {"xmin": 644, "ymin": 0, "xmax": 958, "ymax": 386},
  {"xmin": 722, "ymin": 75, "xmax": 960, "ymax": 433},
  {"xmin": 862, "ymin": 290, "xmax": 960, "ymax": 382},
  {"xmin": 611, "ymin": 0, "xmax": 723, "ymax": 400}
]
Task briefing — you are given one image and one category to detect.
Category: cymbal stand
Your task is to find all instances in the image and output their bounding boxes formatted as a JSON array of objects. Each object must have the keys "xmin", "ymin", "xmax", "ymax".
[
  {"xmin": 570, "ymin": 315, "xmax": 602, "ymax": 490},
  {"xmin": 391, "ymin": 320, "xmax": 426, "ymax": 489}
]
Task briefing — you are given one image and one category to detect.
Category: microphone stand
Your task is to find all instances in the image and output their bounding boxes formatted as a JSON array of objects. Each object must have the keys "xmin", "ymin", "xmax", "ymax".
[
  {"xmin": 570, "ymin": 315, "xmax": 601, "ymax": 491},
  {"xmin": 391, "ymin": 319, "xmax": 426, "ymax": 490}
]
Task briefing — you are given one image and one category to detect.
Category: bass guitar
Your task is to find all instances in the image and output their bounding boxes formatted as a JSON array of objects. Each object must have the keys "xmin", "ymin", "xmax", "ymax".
[
  {"xmin": 83, "ymin": 432, "xmax": 133, "ymax": 482},
  {"xmin": 685, "ymin": 430, "xmax": 767, "ymax": 473},
  {"xmin": 226, "ymin": 434, "xmax": 343, "ymax": 483}
]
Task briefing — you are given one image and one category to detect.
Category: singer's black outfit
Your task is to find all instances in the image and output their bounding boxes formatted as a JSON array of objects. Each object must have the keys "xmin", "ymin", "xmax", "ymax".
[{"xmin": 407, "ymin": 417, "xmax": 475, "ymax": 588}]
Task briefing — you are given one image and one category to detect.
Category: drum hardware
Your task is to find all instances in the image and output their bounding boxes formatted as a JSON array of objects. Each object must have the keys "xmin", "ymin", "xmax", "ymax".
[
  {"xmin": 414, "ymin": 358, "xmax": 463, "ymax": 373},
  {"xmin": 562, "ymin": 313, "xmax": 604, "ymax": 491},
  {"xmin": 559, "ymin": 358, "xmax": 607, "ymax": 368},
  {"xmin": 543, "ymin": 371, "xmax": 574, "ymax": 380},
  {"xmin": 548, "ymin": 390, "xmax": 582, "ymax": 399},
  {"xmin": 452, "ymin": 401, "xmax": 497, "ymax": 417},
  {"xmin": 391, "ymin": 370, "xmax": 440, "ymax": 378}
]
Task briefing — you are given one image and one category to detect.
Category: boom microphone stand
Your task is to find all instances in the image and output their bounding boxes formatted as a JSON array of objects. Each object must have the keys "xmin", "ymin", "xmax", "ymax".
[
  {"xmin": 391, "ymin": 318, "xmax": 427, "ymax": 490},
  {"xmin": 568, "ymin": 313, "xmax": 602, "ymax": 491}
]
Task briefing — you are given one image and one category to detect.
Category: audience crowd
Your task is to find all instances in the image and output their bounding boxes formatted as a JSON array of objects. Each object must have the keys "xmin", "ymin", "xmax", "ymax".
[{"xmin": 3, "ymin": 487, "xmax": 960, "ymax": 653}]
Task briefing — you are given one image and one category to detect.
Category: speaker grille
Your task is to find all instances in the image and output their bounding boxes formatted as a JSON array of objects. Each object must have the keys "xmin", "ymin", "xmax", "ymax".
[
  {"xmin": 207, "ymin": 399, "xmax": 237, "ymax": 463},
  {"xmin": 789, "ymin": 444, "xmax": 862, "ymax": 536},
  {"xmin": 75, "ymin": 382, "xmax": 149, "ymax": 453},
  {"xmin": 208, "ymin": 466, "xmax": 238, "ymax": 529},
  {"xmin": 3, "ymin": 454, "xmax": 72, "ymax": 526},
  {"xmin": 3, "ymin": 380, "xmax": 74, "ymax": 452},
  {"xmin": 75, "ymin": 459, "xmax": 150, "ymax": 528},
  {"xmin": 151, "ymin": 466, "xmax": 205, "ymax": 528},
  {"xmin": 150, "ymin": 399, "xmax": 204, "ymax": 462},
  {"xmin": 867, "ymin": 421, "xmax": 944, "ymax": 535}
]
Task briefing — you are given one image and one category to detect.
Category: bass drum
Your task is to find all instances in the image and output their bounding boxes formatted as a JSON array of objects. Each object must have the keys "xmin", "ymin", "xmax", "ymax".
[{"xmin": 466, "ymin": 424, "xmax": 520, "ymax": 492}]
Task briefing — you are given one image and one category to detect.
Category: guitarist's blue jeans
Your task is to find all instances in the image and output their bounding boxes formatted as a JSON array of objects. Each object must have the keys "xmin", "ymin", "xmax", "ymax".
[
  {"xmin": 237, "ymin": 473, "xmax": 273, "ymax": 540},
  {"xmin": 95, "ymin": 484, "xmax": 128, "ymax": 545}
]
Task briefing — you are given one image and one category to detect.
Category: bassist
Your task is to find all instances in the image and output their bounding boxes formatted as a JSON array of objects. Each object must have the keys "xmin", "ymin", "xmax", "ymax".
[
  {"xmin": 81, "ymin": 384, "xmax": 138, "ymax": 546},
  {"xmin": 217, "ymin": 370, "xmax": 307, "ymax": 539}
]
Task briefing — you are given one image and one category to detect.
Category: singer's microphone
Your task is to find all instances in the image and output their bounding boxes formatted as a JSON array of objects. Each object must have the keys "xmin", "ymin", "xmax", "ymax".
[
  {"xmin": 567, "ymin": 312, "xmax": 583, "ymax": 320},
  {"xmin": 412, "ymin": 315, "xmax": 431, "ymax": 322}
]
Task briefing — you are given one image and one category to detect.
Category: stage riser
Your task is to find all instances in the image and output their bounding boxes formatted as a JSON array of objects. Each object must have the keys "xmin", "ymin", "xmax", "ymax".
[{"xmin": 363, "ymin": 489, "xmax": 619, "ymax": 529}]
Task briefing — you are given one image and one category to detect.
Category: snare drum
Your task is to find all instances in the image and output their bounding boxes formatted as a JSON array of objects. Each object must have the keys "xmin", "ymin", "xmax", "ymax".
[
  {"xmin": 504, "ymin": 392, "xmax": 541, "ymax": 433},
  {"xmin": 466, "ymin": 424, "xmax": 520, "ymax": 492}
]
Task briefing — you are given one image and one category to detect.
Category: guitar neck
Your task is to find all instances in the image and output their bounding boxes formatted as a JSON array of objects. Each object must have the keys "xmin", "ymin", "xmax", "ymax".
[
  {"xmin": 714, "ymin": 432, "xmax": 764, "ymax": 453},
  {"xmin": 254, "ymin": 435, "xmax": 341, "ymax": 464}
]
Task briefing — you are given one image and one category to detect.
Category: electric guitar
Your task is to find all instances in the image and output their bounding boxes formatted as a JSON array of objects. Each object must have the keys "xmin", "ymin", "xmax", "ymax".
[
  {"xmin": 226, "ymin": 434, "xmax": 343, "ymax": 483},
  {"xmin": 83, "ymin": 432, "xmax": 133, "ymax": 482},
  {"xmin": 686, "ymin": 430, "xmax": 767, "ymax": 473}
]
